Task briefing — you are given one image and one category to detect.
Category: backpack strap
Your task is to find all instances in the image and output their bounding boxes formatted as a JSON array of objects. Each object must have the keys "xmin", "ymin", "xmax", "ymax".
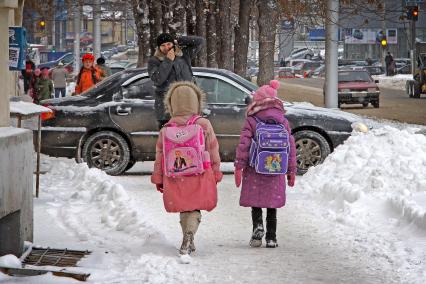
[{"xmin": 187, "ymin": 115, "xmax": 202, "ymax": 125}]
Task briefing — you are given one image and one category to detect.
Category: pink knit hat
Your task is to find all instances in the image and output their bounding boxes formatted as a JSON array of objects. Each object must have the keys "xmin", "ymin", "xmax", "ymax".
[{"xmin": 253, "ymin": 80, "xmax": 280, "ymax": 101}]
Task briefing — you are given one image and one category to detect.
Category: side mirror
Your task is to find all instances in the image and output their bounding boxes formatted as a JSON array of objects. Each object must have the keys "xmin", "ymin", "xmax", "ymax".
[
  {"xmin": 245, "ymin": 95, "xmax": 253, "ymax": 105},
  {"xmin": 374, "ymin": 80, "xmax": 379, "ymax": 83},
  {"xmin": 112, "ymin": 89, "xmax": 123, "ymax": 102}
]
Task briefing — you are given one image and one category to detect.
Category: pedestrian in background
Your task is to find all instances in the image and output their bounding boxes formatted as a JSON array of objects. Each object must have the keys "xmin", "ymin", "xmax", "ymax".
[
  {"xmin": 385, "ymin": 52, "xmax": 394, "ymax": 76},
  {"xmin": 96, "ymin": 57, "xmax": 111, "ymax": 79},
  {"xmin": 148, "ymin": 33, "xmax": 205, "ymax": 129},
  {"xmin": 51, "ymin": 61, "xmax": 68, "ymax": 98},
  {"xmin": 75, "ymin": 53, "xmax": 101, "ymax": 95},
  {"xmin": 34, "ymin": 67, "xmax": 53, "ymax": 104}
]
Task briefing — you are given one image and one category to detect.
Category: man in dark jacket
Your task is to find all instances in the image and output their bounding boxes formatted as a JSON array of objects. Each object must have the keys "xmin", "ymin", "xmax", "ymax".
[
  {"xmin": 385, "ymin": 52, "xmax": 394, "ymax": 76},
  {"xmin": 148, "ymin": 33, "xmax": 205, "ymax": 129}
]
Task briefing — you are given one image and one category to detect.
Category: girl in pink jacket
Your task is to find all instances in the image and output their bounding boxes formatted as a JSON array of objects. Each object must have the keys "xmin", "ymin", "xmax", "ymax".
[{"xmin": 151, "ymin": 81, "xmax": 223, "ymax": 255}]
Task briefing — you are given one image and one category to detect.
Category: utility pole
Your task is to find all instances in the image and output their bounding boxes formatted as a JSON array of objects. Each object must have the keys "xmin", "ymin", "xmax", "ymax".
[
  {"xmin": 380, "ymin": 2, "xmax": 386, "ymax": 68},
  {"xmin": 73, "ymin": 2, "xmax": 81, "ymax": 76},
  {"xmin": 93, "ymin": 0, "xmax": 101, "ymax": 60},
  {"xmin": 410, "ymin": 13, "xmax": 416, "ymax": 75},
  {"xmin": 324, "ymin": 0, "xmax": 339, "ymax": 108}
]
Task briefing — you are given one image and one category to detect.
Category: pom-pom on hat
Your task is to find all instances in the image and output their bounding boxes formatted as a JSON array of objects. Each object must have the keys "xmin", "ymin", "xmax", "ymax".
[{"xmin": 253, "ymin": 80, "xmax": 280, "ymax": 101}]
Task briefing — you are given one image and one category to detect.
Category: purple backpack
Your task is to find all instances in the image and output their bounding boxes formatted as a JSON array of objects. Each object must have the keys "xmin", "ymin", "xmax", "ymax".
[{"xmin": 249, "ymin": 117, "xmax": 289, "ymax": 175}]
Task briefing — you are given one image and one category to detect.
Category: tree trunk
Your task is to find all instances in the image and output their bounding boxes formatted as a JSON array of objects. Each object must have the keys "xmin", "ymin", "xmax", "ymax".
[
  {"xmin": 168, "ymin": 0, "xmax": 185, "ymax": 37},
  {"xmin": 161, "ymin": 0, "xmax": 169, "ymax": 33},
  {"xmin": 206, "ymin": 0, "xmax": 218, "ymax": 68},
  {"xmin": 186, "ymin": 1, "xmax": 196, "ymax": 35},
  {"xmin": 234, "ymin": 0, "xmax": 252, "ymax": 77},
  {"xmin": 132, "ymin": 0, "xmax": 150, "ymax": 67},
  {"xmin": 257, "ymin": 0, "xmax": 278, "ymax": 86},
  {"xmin": 148, "ymin": 0, "xmax": 163, "ymax": 56},
  {"xmin": 195, "ymin": 0, "xmax": 207, "ymax": 67},
  {"xmin": 217, "ymin": 0, "xmax": 232, "ymax": 70}
]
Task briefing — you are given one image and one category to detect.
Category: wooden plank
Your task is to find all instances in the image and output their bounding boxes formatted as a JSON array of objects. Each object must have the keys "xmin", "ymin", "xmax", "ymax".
[{"xmin": 0, "ymin": 267, "xmax": 90, "ymax": 282}]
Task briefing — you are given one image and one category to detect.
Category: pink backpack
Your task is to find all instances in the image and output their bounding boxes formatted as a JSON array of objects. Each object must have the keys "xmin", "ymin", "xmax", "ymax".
[{"xmin": 163, "ymin": 115, "xmax": 211, "ymax": 177}]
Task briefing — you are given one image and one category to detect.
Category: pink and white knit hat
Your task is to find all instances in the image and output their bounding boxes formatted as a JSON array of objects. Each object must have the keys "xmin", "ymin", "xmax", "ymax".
[{"xmin": 252, "ymin": 80, "xmax": 280, "ymax": 101}]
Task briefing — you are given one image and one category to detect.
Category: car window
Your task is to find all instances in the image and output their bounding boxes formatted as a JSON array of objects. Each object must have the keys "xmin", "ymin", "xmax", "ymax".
[
  {"xmin": 124, "ymin": 77, "xmax": 155, "ymax": 100},
  {"xmin": 339, "ymin": 71, "xmax": 372, "ymax": 82},
  {"xmin": 195, "ymin": 76, "xmax": 246, "ymax": 104},
  {"xmin": 62, "ymin": 54, "xmax": 73, "ymax": 63}
]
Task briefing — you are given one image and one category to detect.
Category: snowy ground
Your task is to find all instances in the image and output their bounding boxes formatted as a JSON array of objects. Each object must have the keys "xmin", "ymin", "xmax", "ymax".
[
  {"xmin": 372, "ymin": 74, "xmax": 412, "ymax": 91},
  {"xmin": 1, "ymin": 121, "xmax": 426, "ymax": 283}
]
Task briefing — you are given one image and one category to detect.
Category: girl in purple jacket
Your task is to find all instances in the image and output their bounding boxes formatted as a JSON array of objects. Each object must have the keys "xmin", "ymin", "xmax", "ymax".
[{"xmin": 234, "ymin": 80, "xmax": 297, "ymax": 248}]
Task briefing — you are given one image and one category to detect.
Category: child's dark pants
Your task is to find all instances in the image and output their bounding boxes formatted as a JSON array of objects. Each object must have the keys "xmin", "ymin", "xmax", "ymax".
[{"xmin": 251, "ymin": 207, "xmax": 277, "ymax": 241}]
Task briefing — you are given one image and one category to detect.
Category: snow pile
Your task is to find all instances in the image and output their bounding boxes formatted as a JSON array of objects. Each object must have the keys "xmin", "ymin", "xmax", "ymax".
[
  {"xmin": 0, "ymin": 255, "xmax": 21, "ymax": 268},
  {"xmin": 298, "ymin": 126, "xmax": 426, "ymax": 230},
  {"xmin": 373, "ymin": 74, "xmax": 412, "ymax": 90},
  {"xmin": 35, "ymin": 160, "xmax": 204, "ymax": 283}
]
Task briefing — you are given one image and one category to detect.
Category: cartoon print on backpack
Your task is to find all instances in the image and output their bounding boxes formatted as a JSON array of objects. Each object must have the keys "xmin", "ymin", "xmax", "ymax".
[{"xmin": 173, "ymin": 150, "xmax": 188, "ymax": 171}]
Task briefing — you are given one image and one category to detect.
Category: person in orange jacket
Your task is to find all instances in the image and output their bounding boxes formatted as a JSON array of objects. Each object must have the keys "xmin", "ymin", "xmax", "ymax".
[{"xmin": 74, "ymin": 53, "xmax": 102, "ymax": 95}]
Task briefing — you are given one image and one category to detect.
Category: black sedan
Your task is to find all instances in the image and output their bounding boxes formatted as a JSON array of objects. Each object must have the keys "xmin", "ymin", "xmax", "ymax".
[{"xmin": 39, "ymin": 68, "xmax": 365, "ymax": 175}]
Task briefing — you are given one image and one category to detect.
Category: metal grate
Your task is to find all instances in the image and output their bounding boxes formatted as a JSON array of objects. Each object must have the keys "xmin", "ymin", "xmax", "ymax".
[{"xmin": 23, "ymin": 247, "xmax": 91, "ymax": 267}]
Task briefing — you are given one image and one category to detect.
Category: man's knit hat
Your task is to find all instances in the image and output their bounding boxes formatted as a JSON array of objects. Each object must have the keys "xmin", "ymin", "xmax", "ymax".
[
  {"xmin": 156, "ymin": 33, "xmax": 175, "ymax": 47},
  {"xmin": 253, "ymin": 80, "xmax": 280, "ymax": 101}
]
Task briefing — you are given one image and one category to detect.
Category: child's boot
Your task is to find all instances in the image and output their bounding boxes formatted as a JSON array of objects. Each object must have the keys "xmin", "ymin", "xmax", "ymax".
[
  {"xmin": 179, "ymin": 211, "xmax": 201, "ymax": 255},
  {"xmin": 250, "ymin": 207, "xmax": 264, "ymax": 247},
  {"xmin": 266, "ymin": 208, "xmax": 278, "ymax": 248}
]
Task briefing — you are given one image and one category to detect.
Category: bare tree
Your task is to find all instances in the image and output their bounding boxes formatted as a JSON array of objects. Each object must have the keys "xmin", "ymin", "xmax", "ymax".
[
  {"xmin": 234, "ymin": 0, "xmax": 253, "ymax": 77},
  {"xmin": 186, "ymin": 0, "xmax": 196, "ymax": 35},
  {"xmin": 195, "ymin": 0, "xmax": 208, "ymax": 66},
  {"xmin": 257, "ymin": 0, "xmax": 279, "ymax": 86},
  {"xmin": 132, "ymin": 0, "xmax": 150, "ymax": 67},
  {"xmin": 148, "ymin": 0, "xmax": 163, "ymax": 56},
  {"xmin": 206, "ymin": 0, "xmax": 218, "ymax": 67},
  {"xmin": 216, "ymin": 0, "xmax": 232, "ymax": 69},
  {"xmin": 168, "ymin": 0, "xmax": 186, "ymax": 36}
]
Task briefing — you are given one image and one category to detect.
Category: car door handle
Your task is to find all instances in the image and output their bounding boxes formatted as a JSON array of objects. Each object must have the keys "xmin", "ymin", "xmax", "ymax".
[{"xmin": 116, "ymin": 106, "xmax": 131, "ymax": 116}]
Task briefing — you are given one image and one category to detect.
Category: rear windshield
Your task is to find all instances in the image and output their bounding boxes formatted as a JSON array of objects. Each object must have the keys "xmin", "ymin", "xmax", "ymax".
[
  {"xmin": 338, "ymin": 71, "xmax": 372, "ymax": 83},
  {"xmin": 81, "ymin": 72, "xmax": 129, "ymax": 97}
]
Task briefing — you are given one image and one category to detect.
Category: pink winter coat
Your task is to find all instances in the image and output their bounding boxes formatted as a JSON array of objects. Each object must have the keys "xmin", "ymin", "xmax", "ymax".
[{"xmin": 151, "ymin": 115, "xmax": 223, "ymax": 213}]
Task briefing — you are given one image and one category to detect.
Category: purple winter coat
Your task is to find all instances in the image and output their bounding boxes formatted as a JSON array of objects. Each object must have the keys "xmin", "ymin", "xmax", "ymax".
[{"xmin": 235, "ymin": 107, "xmax": 297, "ymax": 208}]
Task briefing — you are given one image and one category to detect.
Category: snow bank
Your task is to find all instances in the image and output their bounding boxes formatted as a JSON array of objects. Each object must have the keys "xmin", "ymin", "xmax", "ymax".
[
  {"xmin": 373, "ymin": 74, "xmax": 412, "ymax": 90},
  {"xmin": 0, "ymin": 255, "xmax": 21, "ymax": 268},
  {"xmin": 34, "ymin": 160, "xmax": 204, "ymax": 283},
  {"xmin": 298, "ymin": 126, "xmax": 426, "ymax": 230}
]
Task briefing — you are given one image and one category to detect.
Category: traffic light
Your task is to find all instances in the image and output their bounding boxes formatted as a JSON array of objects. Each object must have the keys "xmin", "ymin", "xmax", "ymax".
[
  {"xmin": 381, "ymin": 37, "xmax": 387, "ymax": 47},
  {"xmin": 39, "ymin": 20, "xmax": 46, "ymax": 30},
  {"xmin": 407, "ymin": 6, "xmax": 419, "ymax": 21}
]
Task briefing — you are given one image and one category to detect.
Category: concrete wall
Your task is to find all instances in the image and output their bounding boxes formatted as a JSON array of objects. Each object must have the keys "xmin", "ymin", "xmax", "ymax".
[{"xmin": 0, "ymin": 127, "xmax": 33, "ymax": 256}]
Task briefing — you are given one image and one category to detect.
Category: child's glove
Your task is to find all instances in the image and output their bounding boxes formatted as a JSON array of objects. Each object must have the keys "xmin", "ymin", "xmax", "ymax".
[
  {"xmin": 156, "ymin": 184, "xmax": 164, "ymax": 193},
  {"xmin": 287, "ymin": 173, "xmax": 295, "ymax": 187},
  {"xmin": 234, "ymin": 168, "xmax": 242, "ymax": 188}
]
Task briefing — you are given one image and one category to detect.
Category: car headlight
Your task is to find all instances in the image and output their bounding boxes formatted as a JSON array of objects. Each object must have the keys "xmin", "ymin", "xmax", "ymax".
[{"xmin": 351, "ymin": 122, "xmax": 369, "ymax": 133}]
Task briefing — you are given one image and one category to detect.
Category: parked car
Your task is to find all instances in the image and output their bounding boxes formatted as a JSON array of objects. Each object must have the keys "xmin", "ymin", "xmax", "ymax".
[
  {"xmin": 38, "ymin": 53, "xmax": 73, "ymax": 69},
  {"xmin": 39, "ymin": 68, "xmax": 366, "ymax": 175},
  {"xmin": 396, "ymin": 64, "xmax": 411, "ymax": 74},
  {"xmin": 336, "ymin": 70, "xmax": 380, "ymax": 108},
  {"xmin": 274, "ymin": 67, "xmax": 295, "ymax": 79},
  {"xmin": 117, "ymin": 45, "xmax": 128, "ymax": 52},
  {"xmin": 108, "ymin": 61, "xmax": 137, "ymax": 74},
  {"xmin": 311, "ymin": 65, "xmax": 325, "ymax": 78},
  {"xmin": 285, "ymin": 48, "xmax": 315, "ymax": 62},
  {"xmin": 363, "ymin": 66, "xmax": 385, "ymax": 76},
  {"xmin": 293, "ymin": 61, "xmax": 323, "ymax": 77}
]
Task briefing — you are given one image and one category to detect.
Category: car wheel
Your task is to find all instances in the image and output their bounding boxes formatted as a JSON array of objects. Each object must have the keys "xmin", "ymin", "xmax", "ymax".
[
  {"xmin": 406, "ymin": 81, "xmax": 413, "ymax": 98},
  {"xmin": 362, "ymin": 102, "xmax": 369, "ymax": 108},
  {"xmin": 124, "ymin": 159, "xmax": 136, "ymax": 172},
  {"xmin": 305, "ymin": 54, "xmax": 312, "ymax": 60},
  {"xmin": 413, "ymin": 81, "xmax": 421, "ymax": 98},
  {"xmin": 82, "ymin": 131, "xmax": 130, "ymax": 176},
  {"xmin": 372, "ymin": 100, "xmax": 380, "ymax": 108},
  {"xmin": 293, "ymin": 130, "xmax": 331, "ymax": 175}
]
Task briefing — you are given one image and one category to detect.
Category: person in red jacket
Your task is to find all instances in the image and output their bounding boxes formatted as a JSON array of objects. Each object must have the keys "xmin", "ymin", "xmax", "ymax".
[{"xmin": 74, "ymin": 53, "xmax": 102, "ymax": 95}]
